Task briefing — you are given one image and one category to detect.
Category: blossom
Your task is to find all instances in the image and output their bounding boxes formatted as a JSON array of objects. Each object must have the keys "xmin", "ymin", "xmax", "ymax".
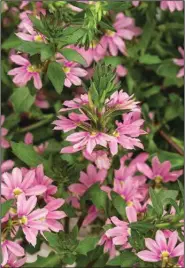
[
  {"xmin": 16, "ymin": 23, "xmax": 45, "ymax": 43},
  {"xmin": 173, "ymin": 47, "xmax": 184, "ymax": 78},
  {"xmin": 61, "ymin": 131, "xmax": 116, "ymax": 155},
  {"xmin": 74, "ymin": 41, "xmax": 106, "ymax": 67},
  {"xmin": 1, "ymin": 253, "xmax": 26, "ymax": 268},
  {"xmin": 99, "ymin": 234, "xmax": 116, "ymax": 259},
  {"xmin": 116, "ymin": 65, "xmax": 128, "ymax": 79},
  {"xmin": 106, "ymin": 90, "xmax": 139, "ymax": 111},
  {"xmin": 60, "ymin": 93, "xmax": 89, "ymax": 112},
  {"xmin": 35, "ymin": 90, "xmax": 50, "ymax": 109},
  {"xmin": 53, "ymin": 112, "xmax": 89, "ymax": 133},
  {"xmin": 137, "ymin": 156, "xmax": 183, "ymax": 183},
  {"xmin": 82, "ymin": 205, "xmax": 99, "ymax": 226},
  {"xmin": 99, "ymin": 12, "xmax": 142, "ymax": 56},
  {"xmin": 24, "ymin": 132, "xmax": 48, "ymax": 154},
  {"xmin": 69, "ymin": 164, "xmax": 107, "ymax": 197},
  {"xmin": 2, "ymin": 167, "xmax": 46, "ymax": 199},
  {"xmin": 1, "ymin": 240, "xmax": 25, "ymax": 266},
  {"xmin": 160, "ymin": 1, "xmax": 184, "ymax": 12},
  {"xmin": 45, "ymin": 198, "xmax": 66, "ymax": 232},
  {"xmin": 34, "ymin": 164, "xmax": 57, "ymax": 202},
  {"xmin": 56, "ymin": 55, "xmax": 88, "ymax": 87},
  {"xmin": 1, "ymin": 160, "xmax": 14, "ymax": 174},
  {"xmin": 109, "ymin": 111, "xmax": 146, "ymax": 155},
  {"xmin": 1, "ymin": 115, "xmax": 10, "ymax": 149},
  {"xmin": 8, "ymin": 55, "xmax": 42, "ymax": 89},
  {"xmin": 83, "ymin": 150, "xmax": 111, "ymax": 170},
  {"xmin": 17, "ymin": 194, "xmax": 48, "ymax": 246},
  {"xmin": 137, "ymin": 230, "xmax": 184, "ymax": 263},
  {"xmin": 132, "ymin": 1, "xmax": 140, "ymax": 7}
]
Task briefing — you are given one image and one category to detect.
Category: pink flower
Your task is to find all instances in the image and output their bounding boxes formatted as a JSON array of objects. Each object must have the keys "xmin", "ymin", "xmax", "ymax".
[
  {"xmin": 82, "ymin": 205, "xmax": 99, "ymax": 226},
  {"xmin": 35, "ymin": 90, "xmax": 50, "ymax": 109},
  {"xmin": 83, "ymin": 150, "xmax": 111, "ymax": 170},
  {"xmin": 132, "ymin": 1, "xmax": 140, "ymax": 7},
  {"xmin": 24, "ymin": 132, "xmax": 48, "ymax": 154},
  {"xmin": 45, "ymin": 198, "xmax": 66, "ymax": 232},
  {"xmin": 34, "ymin": 164, "xmax": 57, "ymax": 202},
  {"xmin": 109, "ymin": 111, "xmax": 146, "ymax": 155},
  {"xmin": 177, "ymin": 255, "xmax": 184, "ymax": 267},
  {"xmin": 1, "ymin": 115, "xmax": 10, "ymax": 149},
  {"xmin": 160, "ymin": 1, "xmax": 183, "ymax": 12},
  {"xmin": 173, "ymin": 47, "xmax": 184, "ymax": 78},
  {"xmin": 99, "ymin": 234, "xmax": 116, "ymax": 259},
  {"xmin": 69, "ymin": 164, "xmax": 107, "ymax": 197},
  {"xmin": 2, "ymin": 167, "xmax": 46, "ymax": 199},
  {"xmin": 56, "ymin": 55, "xmax": 88, "ymax": 87},
  {"xmin": 137, "ymin": 156, "xmax": 183, "ymax": 183},
  {"xmin": 60, "ymin": 93, "xmax": 89, "ymax": 112},
  {"xmin": 8, "ymin": 55, "xmax": 42, "ymax": 89},
  {"xmin": 16, "ymin": 23, "xmax": 45, "ymax": 43},
  {"xmin": 99, "ymin": 13, "xmax": 142, "ymax": 56},
  {"xmin": 53, "ymin": 112, "xmax": 88, "ymax": 133},
  {"xmin": 1, "ymin": 253, "xmax": 26, "ymax": 268},
  {"xmin": 105, "ymin": 207, "xmax": 137, "ymax": 247},
  {"xmin": 17, "ymin": 194, "xmax": 48, "ymax": 246},
  {"xmin": 106, "ymin": 90, "xmax": 139, "ymax": 111},
  {"xmin": 116, "ymin": 65, "xmax": 128, "ymax": 79},
  {"xmin": 1, "ymin": 160, "xmax": 14, "ymax": 174},
  {"xmin": 74, "ymin": 42, "xmax": 106, "ymax": 67},
  {"xmin": 137, "ymin": 230, "xmax": 184, "ymax": 263},
  {"xmin": 61, "ymin": 131, "xmax": 116, "ymax": 155},
  {"xmin": 1, "ymin": 240, "xmax": 25, "ymax": 266}
]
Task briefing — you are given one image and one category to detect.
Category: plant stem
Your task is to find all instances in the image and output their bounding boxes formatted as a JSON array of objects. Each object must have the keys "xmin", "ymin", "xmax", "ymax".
[
  {"xmin": 18, "ymin": 114, "xmax": 54, "ymax": 133},
  {"xmin": 159, "ymin": 130, "xmax": 184, "ymax": 156}
]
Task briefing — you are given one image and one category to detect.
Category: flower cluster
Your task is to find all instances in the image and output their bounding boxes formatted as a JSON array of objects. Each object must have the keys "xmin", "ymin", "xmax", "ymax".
[{"xmin": 1, "ymin": 164, "xmax": 66, "ymax": 266}]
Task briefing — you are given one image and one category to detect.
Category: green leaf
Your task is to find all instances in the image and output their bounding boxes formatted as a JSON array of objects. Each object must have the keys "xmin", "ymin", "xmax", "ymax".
[
  {"xmin": 29, "ymin": 15, "xmax": 48, "ymax": 37},
  {"xmin": 1, "ymin": 200, "xmax": 13, "ymax": 218},
  {"xmin": 3, "ymin": 113, "xmax": 20, "ymax": 129},
  {"xmin": 111, "ymin": 191, "xmax": 126, "ymax": 219},
  {"xmin": 130, "ymin": 222, "xmax": 154, "ymax": 232},
  {"xmin": 76, "ymin": 236, "xmax": 99, "ymax": 255},
  {"xmin": 157, "ymin": 189, "xmax": 178, "ymax": 203},
  {"xmin": 157, "ymin": 150, "xmax": 184, "ymax": 170},
  {"xmin": 61, "ymin": 48, "xmax": 86, "ymax": 65},
  {"xmin": 40, "ymin": 44, "xmax": 55, "ymax": 61},
  {"xmin": 44, "ymin": 232, "xmax": 59, "ymax": 248},
  {"xmin": 149, "ymin": 188, "xmax": 163, "ymax": 217},
  {"xmin": 23, "ymin": 253, "xmax": 60, "ymax": 267},
  {"xmin": 10, "ymin": 87, "xmax": 35, "ymax": 113},
  {"xmin": 2, "ymin": 34, "xmax": 22, "ymax": 50},
  {"xmin": 139, "ymin": 54, "xmax": 161, "ymax": 65},
  {"xmin": 107, "ymin": 251, "xmax": 138, "ymax": 267},
  {"xmin": 178, "ymin": 180, "xmax": 184, "ymax": 198},
  {"xmin": 103, "ymin": 56, "xmax": 123, "ymax": 67},
  {"xmin": 47, "ymin": 62, "xmax": 65, "ymax": 94},
  {"xmin": 11, "ymin": 142, "xmax": 48, "ymax": 168},
  {"xmin": 16, "ymin": 41, "xmax": 49, "ymax": 56},
  {"xmin": 143, "ymin": 86, "xmax": 161, "ymax": 98},
  {"xmin": 157, "ymin": 62, "xmax": 179, "ymax": 77},
  {"xmin": 87, "ymin": 183, "xmax": 108, "ymax": 211},
  {"xmin": 163, "ymin": 198, "xmax": 180, "ymax": 214}
]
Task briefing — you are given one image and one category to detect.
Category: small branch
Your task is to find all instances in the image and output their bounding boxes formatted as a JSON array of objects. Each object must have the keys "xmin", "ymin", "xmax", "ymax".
[
  {"xmin": 159, "ymin": 130, "xmax": 184, "ymax": 156},
  {"xmin": 18, "ymin": 114, "xmax": 54, "ymax": 133}
]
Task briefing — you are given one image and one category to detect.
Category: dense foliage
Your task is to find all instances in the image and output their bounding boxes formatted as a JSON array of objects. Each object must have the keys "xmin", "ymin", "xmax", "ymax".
[{"xmin": 1, "ymin": 1, "xmax": 184, "ymax": 267}]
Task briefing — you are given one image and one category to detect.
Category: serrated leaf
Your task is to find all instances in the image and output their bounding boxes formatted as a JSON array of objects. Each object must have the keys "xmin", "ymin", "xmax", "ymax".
[
  {"xmin": 1, "ymin": 200, "xmax": 13, "ymax": 218},
  {"xmin": 10, "ymin": 87, "xmax": 35, "ymax": 113},
  {"xmin": 47, "ymin": 62, "xmax": 65, "ymax": 94},
  {"xmin": 61, "ymin": 48, "xmax": 86, "ymax": 65}
]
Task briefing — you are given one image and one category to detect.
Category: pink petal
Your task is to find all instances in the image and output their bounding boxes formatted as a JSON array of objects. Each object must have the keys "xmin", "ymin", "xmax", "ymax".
[
  {"xmin": 25, "ymin": 185, "xmax": 46, "ymax": 196},
  {"xmin": 33, "ymin": 73, "xmax": 42, "ymax": 90},
  {"xmin": 168, "ymin": 231, "xmax": 178, "ymax": 253},
  {"xmin": 126, "ymin": 206, "xmax": 137, "ymax": 223},
  {"xmin": 171, "ymin": 243, "xmax": 184, "ymax": 257},
  {"xmin": 10, "ymin": 55, "xmax": 29, "ymax": 66},
  {"xmin": 137, "ymin": 163, "xmax": 153, "ymax": 179},
  {"xmin": 137, "ymin": 250, "xmax": 160, "ymax": 262},
  {"xmin": 7, "ymin": 241, "xmax": 25, "ymax": 257},
  {"xmin": 145, "ymin": 238, "xmax": 160, "ymax": 254},
  {"xmin": 155, "ymin": 230, "xmax": 167, "ymax": 251}
]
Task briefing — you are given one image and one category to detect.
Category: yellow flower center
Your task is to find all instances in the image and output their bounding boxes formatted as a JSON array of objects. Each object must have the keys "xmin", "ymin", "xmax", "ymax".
[
  {"xmin": 127, "ymin": 201, "xmax": 133, "ymax": 207},
  {"xmin": 13, "ymin": 187, "xmax": 23, "ymax": 197},
  {"xmin": 155, "ymin": 176, "xmax": 163, "ymax": 184},
  {"xmin": 34, "ymin": 35, "xmax": 43, "ymax": 43},
  {"xmin": 106, "ymin": 30, "xmax": 115, "ymax": 37},
  {"xmin": 113, "ymin": 131, "xmax": 119, "ymax": 137},
  {"xmin": 127, "ymin": 227, "xmax": 131, "ymax": 236},
  {"xmin": 63, "ymin": 66, "xmax": 70, "ymax": 73},
  {"xmin": 90, "ymin": 40, "xmax": 97, "ymax": 49},
  {"xmin": 9, "ymin": 207, "xmax": 17, "ymax": 214},
  {"xmin": 161, "ymin": 251, "xmax": 170, "ymax": 263},
  {"xmin": 39, "ymin": 217, "xmax": 46, "ymax": 222},
  {"xmin": 91, "ymin": 131, "xmax": 97, "ymax": 136},
  {"xmin": 27, "ymin": 65, "xmax": 40, "ymax": 73},
  {"xmin": 19, "ymin": 216, "xmax": 28, "ymax": 225}
]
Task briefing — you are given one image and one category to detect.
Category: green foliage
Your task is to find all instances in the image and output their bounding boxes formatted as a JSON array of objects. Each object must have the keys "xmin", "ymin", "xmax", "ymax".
[
  {"xmin": 24, "ymin": 253, "xmax": 60, "ymax": 268},
  {"xmin": 76, "ymin": 236, "xmax": 99, "ymax": 255},
  {"xmin": 10, "ymin": 87, "xmax": 35, "ymax": 113},
  {"xmin": 61, "ymin": 48, "xmax": 86, "ymax": 65},
  {"xmin": 47, "ymin": 62, "xmax": 65, "ymax": 94},
  {"xmin": 111, "ymin": 191, "xmax": 127, "ymax": 220},
  {"xmin": 1, "ymin": 199, "xmax": 13, "ymax": 218}
]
